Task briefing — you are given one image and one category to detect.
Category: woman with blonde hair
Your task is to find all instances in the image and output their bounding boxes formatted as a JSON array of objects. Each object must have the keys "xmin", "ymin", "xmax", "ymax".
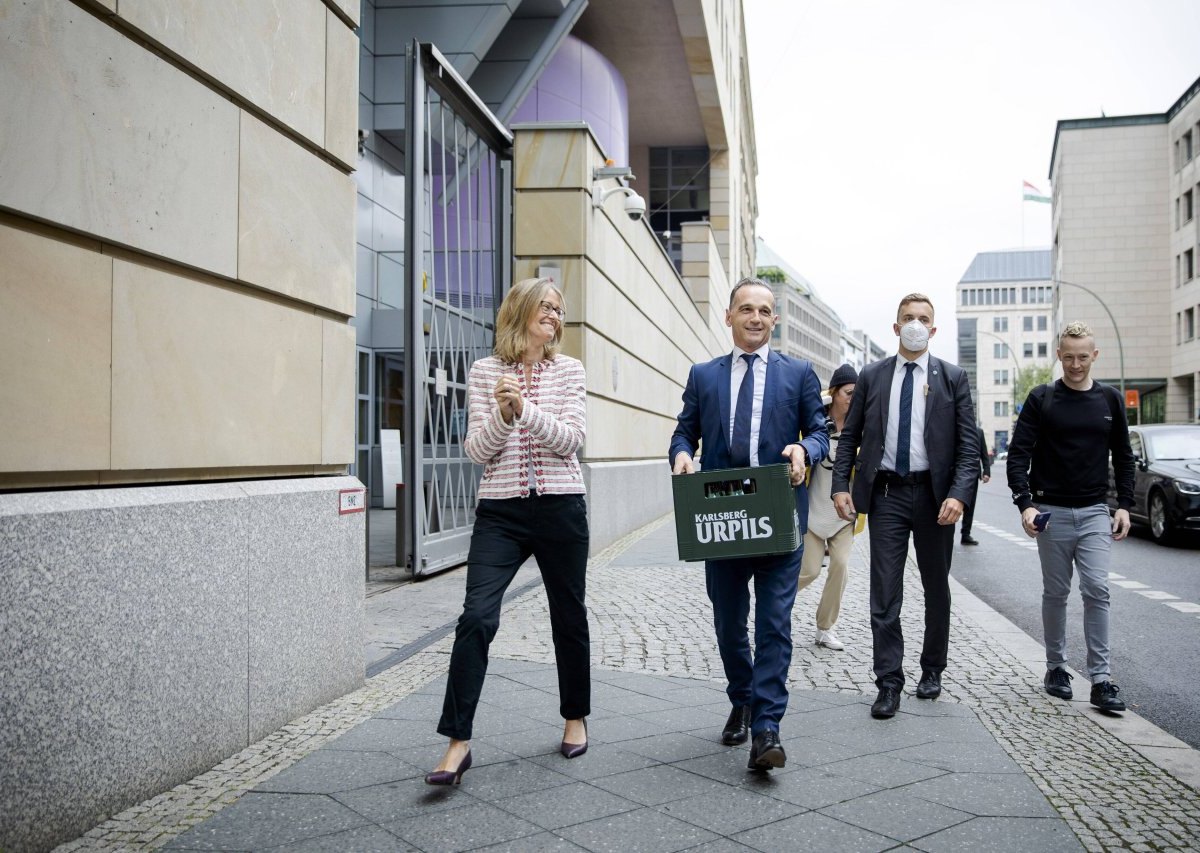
[{"xmin": 426, "ymin": 277, "xmax": 590, "ymax": 785}]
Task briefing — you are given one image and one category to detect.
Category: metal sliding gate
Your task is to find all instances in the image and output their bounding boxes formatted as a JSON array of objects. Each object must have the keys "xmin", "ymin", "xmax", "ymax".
[{"xmin": 403, "ymin": 41, "xmax": 513, "ymax": 576}]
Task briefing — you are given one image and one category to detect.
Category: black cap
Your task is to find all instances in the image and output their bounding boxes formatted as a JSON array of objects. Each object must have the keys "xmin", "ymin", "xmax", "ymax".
[{"xmin": 829, "ymin": 363, "xmax": 858, "ymax": 391}]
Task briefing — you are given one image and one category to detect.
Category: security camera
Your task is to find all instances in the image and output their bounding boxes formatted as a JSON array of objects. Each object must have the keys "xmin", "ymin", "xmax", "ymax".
[
  {"xmin": 592, "ymin": 167, "xmax": 647, "ymax": 225},
  {"xmin": 624, "ymin": 192, "xmax": 646, "ymax": 222}
]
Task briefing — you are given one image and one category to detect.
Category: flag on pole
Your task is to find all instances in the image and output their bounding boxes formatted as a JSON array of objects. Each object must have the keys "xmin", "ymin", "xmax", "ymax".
[{"xmin": 1023, "ymin": 181, "xmax": 1051, "ymax": 204}]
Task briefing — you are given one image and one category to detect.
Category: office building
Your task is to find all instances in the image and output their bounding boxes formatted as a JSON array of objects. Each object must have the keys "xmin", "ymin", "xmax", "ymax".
[
  {"xmin": 956, "ymin": 249, "xmax": 1054, "ymax": 453},
  {"xmin": 0, "ymin": 1, "xmax": 758, "ymax": 847},
  {"xmin": 756, "ymin": 238, "xmax": 843, "ymax": 384},
  {"xmin": 1050, "ymin": 74, "xmax": 1200, "ymax": 423}
]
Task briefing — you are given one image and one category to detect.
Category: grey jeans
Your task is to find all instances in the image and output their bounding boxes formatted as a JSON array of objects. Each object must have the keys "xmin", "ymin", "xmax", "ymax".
[{"xmin": 1035, "ymin": 503, "xmax": 1114, "ymax": 683}]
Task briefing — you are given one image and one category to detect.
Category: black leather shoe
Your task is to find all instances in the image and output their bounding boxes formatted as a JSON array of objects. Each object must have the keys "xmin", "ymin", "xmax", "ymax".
[
  {"xmin": 1090, "ymin": 680, "xmax": 1126, "ymax": 712},
  {"xmin": 916, "ymin": 671, "xmax": 942, "ymax": 700},
  {"xmin": 747, "ymin": 730, "xmax": 786, "ymax": 770},
  {"xmin": 871, "ymin": 687, "xmax": 900, "ymax": 718},
  {"xmin": 961, "ymin": 534, "xmax": 979, "ymax": 545},
  {"xmin": 721, "ymin": 705, "xmax": 751, "ymax": 745},
  {"xmin": 1044, "ymin": 667, "xmax": 1073, "ymax": 700}
]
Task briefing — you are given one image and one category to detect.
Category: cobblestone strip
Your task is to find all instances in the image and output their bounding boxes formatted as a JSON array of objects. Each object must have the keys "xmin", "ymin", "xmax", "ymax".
[{"xmin": 492, "ymin": 521, "xmax": 1200, "ymax": 851}]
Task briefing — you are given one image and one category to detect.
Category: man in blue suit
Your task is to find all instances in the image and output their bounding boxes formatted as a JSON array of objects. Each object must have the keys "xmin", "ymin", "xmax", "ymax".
[{"xmin": 670, "ymin": 278, "xmax": 829, "ymax": 771}]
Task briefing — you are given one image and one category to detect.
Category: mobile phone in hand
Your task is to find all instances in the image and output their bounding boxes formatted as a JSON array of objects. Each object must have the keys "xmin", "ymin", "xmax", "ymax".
[{"xmin": 1033, "ymin": 511, "xmax": 1051, "ymax": 532}]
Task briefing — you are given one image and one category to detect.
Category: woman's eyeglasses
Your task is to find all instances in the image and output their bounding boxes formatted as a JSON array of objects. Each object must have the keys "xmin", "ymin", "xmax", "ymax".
[{"xmin": 538, "ymin": 301, "xmax": 565, "ymax": 320}]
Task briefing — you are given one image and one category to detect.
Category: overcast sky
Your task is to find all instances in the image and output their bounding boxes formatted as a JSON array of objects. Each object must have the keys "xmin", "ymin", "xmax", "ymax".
[{"xmin": 743, "ymin": 0, "xmax": 1200, "ymax": 362}]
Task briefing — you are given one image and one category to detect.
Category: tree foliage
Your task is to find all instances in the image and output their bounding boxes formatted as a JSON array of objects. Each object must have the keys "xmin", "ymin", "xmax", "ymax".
[
  {"xmin": 757, "ymin": 266, "xmax": 786, "ymax": 284},
  {"xmin": 1014, "ymin": 363, "xmax": 1054, "ymax": 407}
]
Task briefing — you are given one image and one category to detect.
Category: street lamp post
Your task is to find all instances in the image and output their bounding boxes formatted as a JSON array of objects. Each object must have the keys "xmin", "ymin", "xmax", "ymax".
[
  {"xmin": 1052, "ymin": 278, "xmax": 1126, "ymax": 401},
  {"xmin": 975, "ymin": 327, "xmax": 1021, "ymax": 409}
]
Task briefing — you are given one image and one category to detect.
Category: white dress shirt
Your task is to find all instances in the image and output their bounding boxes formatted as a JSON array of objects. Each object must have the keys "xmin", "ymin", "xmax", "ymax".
[
  {"xmin": 729, "ymin": 343, "xmax": 769, "ymax": 466},
  {"xmin": 881, "ymin": 352, "xmax": 930, "ymax": 473}
]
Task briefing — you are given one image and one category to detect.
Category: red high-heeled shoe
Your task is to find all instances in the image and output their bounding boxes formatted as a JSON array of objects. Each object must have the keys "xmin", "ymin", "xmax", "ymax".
[{"xmin": 424, "ymin": 749, "xmax": 472, "ymax": 785}]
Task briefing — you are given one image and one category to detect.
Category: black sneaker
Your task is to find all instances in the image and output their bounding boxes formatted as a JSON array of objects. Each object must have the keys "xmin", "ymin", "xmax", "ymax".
[
  {"xmin": 1044, "ymin": 668, "xmax": 1073, "ymax": 700},
  {"xmin": 1090, "ymin": 681, "xmax": 1126, "ymax": 712}
]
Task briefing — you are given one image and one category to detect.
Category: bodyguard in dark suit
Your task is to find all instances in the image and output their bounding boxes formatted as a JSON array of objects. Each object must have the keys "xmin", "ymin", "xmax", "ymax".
[
  {"xmin": 831, "ymin": 293, "xmax": 978, "ymax": 719},
  {"xmin": 959, "ymin": 426, "xmax": 991, "ymax": 546},
  {"xmin": 670, "ymin": 278, "xmax": 829, "ymax": 771}
]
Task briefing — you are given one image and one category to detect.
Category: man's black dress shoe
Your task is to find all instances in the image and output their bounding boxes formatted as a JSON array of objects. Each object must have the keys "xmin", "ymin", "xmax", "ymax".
[
  {"xmin": 916, "ymin": 671, "xmax": 942, "ymax": 699},
  {"xmin": 961, "ymin": 534, "xmax": 979, "ymax": 545},
  {"xmin": 871, "ymin": 687, "xmax": 900, "ymax": 718},
  {"xmin": 721, "ymin": 705, "xmax": 751, "ymax": 745},
  {"xmin": 747, "ymin": 730, "xmax": 786, "ymax": 770}
]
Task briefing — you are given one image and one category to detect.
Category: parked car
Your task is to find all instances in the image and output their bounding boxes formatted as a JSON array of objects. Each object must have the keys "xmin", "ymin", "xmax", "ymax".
[{"xmin": 1108, "ymin": 424, "xmax": 1200, "ymax": 544}]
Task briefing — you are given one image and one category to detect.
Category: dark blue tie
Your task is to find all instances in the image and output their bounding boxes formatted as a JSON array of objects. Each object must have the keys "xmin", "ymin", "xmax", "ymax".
[
  {"xmin": 730, "ymin": 353, "xmax": 757, "ymax": 467},
  {"xmin": 896, "ymin": 362, "xmax": 916, "ymax": 476}
]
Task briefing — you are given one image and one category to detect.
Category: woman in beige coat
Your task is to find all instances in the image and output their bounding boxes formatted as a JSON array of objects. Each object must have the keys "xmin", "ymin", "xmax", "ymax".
[{"xmin": 798, "ymin": 364, "xmax": 862, "ymax": 651}]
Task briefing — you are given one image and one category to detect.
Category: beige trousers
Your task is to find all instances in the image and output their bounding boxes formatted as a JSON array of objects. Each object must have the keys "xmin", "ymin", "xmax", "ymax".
[{"xmin": 798, "ymin": 523, "xmax": 854, "ymax": 631}]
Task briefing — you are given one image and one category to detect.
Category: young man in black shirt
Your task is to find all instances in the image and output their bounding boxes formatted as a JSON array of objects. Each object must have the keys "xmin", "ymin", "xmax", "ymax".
[{"xmin": 1006, "ymin": 321, "xmax": 1134, "ymax": 712}]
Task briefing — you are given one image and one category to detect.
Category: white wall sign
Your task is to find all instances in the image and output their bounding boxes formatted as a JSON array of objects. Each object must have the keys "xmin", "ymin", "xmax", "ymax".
[
  {"xmin": 338, "ymin": 488, "xmax": 365, "ymax": 514},
  {"xmin": 435, "ymin": 368, "xmax": 447, "ymax": 397},
  {"xmin": 381, "ymin": 429, "xmax": 403, "ymax": 509}
]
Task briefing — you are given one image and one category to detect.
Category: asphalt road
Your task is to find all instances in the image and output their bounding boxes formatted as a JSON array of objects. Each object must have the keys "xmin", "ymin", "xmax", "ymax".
[{"xmin": 952, "ymin": 472, "xmax": 1200, "ymax": 750}]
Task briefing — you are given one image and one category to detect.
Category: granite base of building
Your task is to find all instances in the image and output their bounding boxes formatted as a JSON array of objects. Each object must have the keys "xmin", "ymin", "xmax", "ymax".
[
  {"xmin": 0, "ymin": 476, "xmax": 366, "ymax": 853},
  {"xmin": 583, "ymin": 459, "xmax": 674, "ymax": 555}
]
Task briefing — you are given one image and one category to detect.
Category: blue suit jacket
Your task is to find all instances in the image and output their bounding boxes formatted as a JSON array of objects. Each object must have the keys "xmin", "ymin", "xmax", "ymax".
[{"xmin": 669, "ymin": 350, "xmax": 830, "ymax": 533}]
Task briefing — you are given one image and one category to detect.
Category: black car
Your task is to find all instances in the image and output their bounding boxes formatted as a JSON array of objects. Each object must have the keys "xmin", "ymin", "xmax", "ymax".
[{"xmin": 1108, "ymin": 424, "xmax": 1200, "ymax": 544}]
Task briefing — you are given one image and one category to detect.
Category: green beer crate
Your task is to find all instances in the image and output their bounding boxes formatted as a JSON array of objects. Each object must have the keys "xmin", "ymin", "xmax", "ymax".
[{"xmin": 672, "ymin": 463, "xmax": 800, "ymax": 562}]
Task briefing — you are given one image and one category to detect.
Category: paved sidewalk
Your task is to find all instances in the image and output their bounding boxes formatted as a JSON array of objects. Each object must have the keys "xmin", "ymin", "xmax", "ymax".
[{"xmin": 59, "ymin": 516, "xmax": 1200, "ymax": 851}]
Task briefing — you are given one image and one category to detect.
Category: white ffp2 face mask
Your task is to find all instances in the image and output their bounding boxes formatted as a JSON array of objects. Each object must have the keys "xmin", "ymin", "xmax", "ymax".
[{"xmin": 899, "ymin": 320, "xmax": 929, "ymax": 351}]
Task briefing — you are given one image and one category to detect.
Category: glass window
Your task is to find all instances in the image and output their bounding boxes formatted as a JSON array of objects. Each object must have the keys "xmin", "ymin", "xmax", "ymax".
[
  {"xmin": 1038, "ymin": 343, "xmax": 1048, "ymax": 357},
  {"xmin": 1037, "ymin": 316, "xmax": 1047, "ymax": 331},
  {"xmin": 1023, "ymin": 316, "xmax": 1033, "ymax": 331},
  {"xmin": 1185, "ymin": 189, "xmax": 1194, "ymax": 223},
  {"xmin": 993, "ymin": 401, "xmax": 1009, "ymax": 417},
  {"xmin": 993, "ymin": 316, "xmax": 1008, "ymax": 332},
  {"xmin": 1186, "ymin": 249, "xmax": 1195, "ymax": 281},
  {"xmin": 1147, "ymin": 427, "xmax": 1200, "ymax": 459},
  {"xmin": 993, "ymin": 369, "xmax": 1009, "ymax": 385},
  {"xmin": 1023, "ymin": 343, "xmax": 1033, "ymax": 358},
  {"xmin": 649, "ymin": 146, "xmax": 710, "ymax": 272},
  {"xmin": 1186, "ymin": 307, "xmax": 1196, "ymax": 342},
  {"xmin": 994, "ymin": 343, "xmax": 1007, "ymax": 358}
]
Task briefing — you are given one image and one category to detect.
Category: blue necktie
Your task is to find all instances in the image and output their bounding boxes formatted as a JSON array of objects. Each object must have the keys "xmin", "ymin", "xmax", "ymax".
[
  {"xmin": 896, "ymin": 362, "xmax": 916, "ymax": 476},
  {"xmin": 730, "ymin": 353, "xmax": 757, "ymax": 467}
]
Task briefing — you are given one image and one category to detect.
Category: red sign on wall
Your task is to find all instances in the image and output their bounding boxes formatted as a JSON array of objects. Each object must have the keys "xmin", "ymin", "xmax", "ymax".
[{"xmin": 1125, "ymin": 389, "xmax": 1140, "ymax": 409}]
